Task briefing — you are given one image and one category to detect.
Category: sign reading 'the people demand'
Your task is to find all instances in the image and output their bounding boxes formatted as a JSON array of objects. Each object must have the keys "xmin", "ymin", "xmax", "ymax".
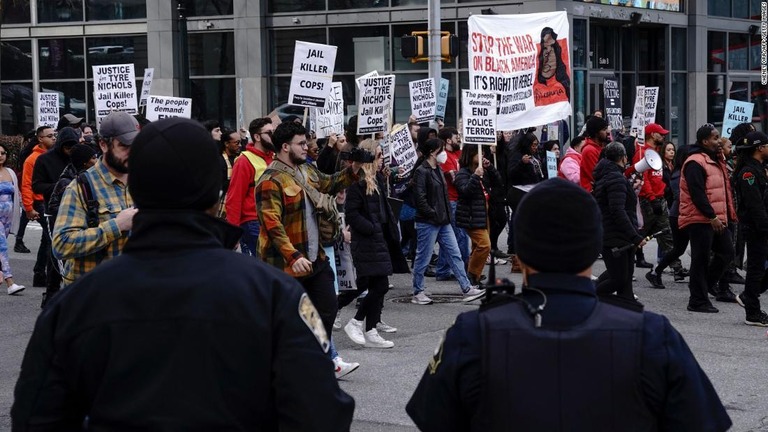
[
  {"xmin": 468, "ymin": 11, "xmax": 571, "ymax": 131},
  {"xmin": 93, "ymin": 64, "xmax": 138, "ymax": 117},
  {"xmin": 37, "ymin": 92, "xmax": 59, "ymax": 128},
  {"xmin": 409, "ymin": 78, "xmax": 437, "ymax": 123},
  {"xmin": 288, "ymin": 41, "xmax": 338, "ymax": 108},
  {"xmin": 462, "ymin": 89, "xmax": 497, "ymax": 145},
  {"xmin": 357, "ymin": 75, "xmax": 395, "ymax": 135},
  {"xmin": 145, "ymin": 95, "xmax": 192, "ymax": 122}
]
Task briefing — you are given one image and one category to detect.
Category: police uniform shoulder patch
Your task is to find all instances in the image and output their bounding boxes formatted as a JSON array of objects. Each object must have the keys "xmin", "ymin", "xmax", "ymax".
[
  {"xmin": 298, "ymin": 293, "xmax": 330, "ymax": 353},
  {"xmin": 428, "ymin": 332, "xmax": 446, "ymax": 375}
]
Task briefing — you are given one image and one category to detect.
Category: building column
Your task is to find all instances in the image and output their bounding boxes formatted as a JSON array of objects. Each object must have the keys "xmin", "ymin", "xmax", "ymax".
[
  {"xmin": 146, "ymin": 0, "xmax": 180, "ymax": 98},
  {"xmin": 234, "ymin": 0, "xmax": 269, "ymax": 129}
]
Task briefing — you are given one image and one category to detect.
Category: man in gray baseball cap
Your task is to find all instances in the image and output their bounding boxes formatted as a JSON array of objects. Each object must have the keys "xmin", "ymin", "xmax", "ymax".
[{"xmin": 48, "ymin": 111, "xmax": 140, "ymax": 301}]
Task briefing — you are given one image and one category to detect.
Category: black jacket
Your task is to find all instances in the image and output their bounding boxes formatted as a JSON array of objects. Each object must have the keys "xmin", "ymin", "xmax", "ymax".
[
  {"xmin": 454, "ymin": 165, "xmax": 502, "ymax": 229},
  {"xmin": 345, "ymin": 172, "xmax": 410, "ymax": 277},
  {"xmin": 33, "ymin": 127, "xmax": 77, "ymax": 205},
  {"xmin": 413, "ymin": 160, "xmax": 452, "ymax": 225},
  {"xmin": 506, "ymin": 147, "xmax": 544, "ymax": 186},
  {"xmin": 593, "ymin": 158, "xmax": 643, "ymax": 248},
  {"xmin": 11, "ymin": 211, "xmax": 355, "ymax": 431},
  {"xmin": 46, "ymin": 164, "xmax": 77, "ymax": 218},
  {"xmin": 316, "ymin": 145, "xmax": 339, "ymax": 175},
  {"xmin": 735, "ymin": 158, "xmax": 768, "ymax": 236}
]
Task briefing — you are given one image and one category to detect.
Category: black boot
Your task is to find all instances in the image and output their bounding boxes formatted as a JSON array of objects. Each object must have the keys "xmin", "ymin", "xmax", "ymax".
[
  {"xmin": 33, "ymin": 272, "xmax": 47, "ymax": 287},
  {"xmin": 14, "ymin": 240, "xmax": 31, "ymax": 253},
  {"xmin": 635, "ymin": 252, "xmax": 653, "ymax": 269},
  {"xmin": 714, "ymin": 281, "xmax": 737, "ymax": 303}
]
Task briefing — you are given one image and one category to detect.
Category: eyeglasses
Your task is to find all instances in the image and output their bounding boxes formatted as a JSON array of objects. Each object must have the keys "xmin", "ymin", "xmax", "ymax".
[{"xmin": 292, "ymin": 140, "xmax": 308, "ymax": 148}]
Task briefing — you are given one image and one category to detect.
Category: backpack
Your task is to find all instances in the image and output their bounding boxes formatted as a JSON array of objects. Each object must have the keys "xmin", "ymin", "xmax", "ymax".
[{"xmin": 77, "ymin": 173, "xmax": 100, "ymax": 228}]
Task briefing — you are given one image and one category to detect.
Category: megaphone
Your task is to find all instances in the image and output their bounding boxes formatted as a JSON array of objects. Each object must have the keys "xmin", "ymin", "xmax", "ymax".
[{"xmin": 633, "ymin": 149, "xmax": 662, "ymax": 173}]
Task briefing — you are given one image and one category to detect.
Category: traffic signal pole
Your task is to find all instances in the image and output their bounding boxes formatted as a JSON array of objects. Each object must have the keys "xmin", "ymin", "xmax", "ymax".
[{"xmin": 428, "ymin": 0, "xmax": 441, "ymax": 83}]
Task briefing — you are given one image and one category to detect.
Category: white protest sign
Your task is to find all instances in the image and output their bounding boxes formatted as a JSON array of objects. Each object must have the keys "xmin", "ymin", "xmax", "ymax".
[
  {"xmin": 435, "ymin": 78, "xmax": 450, "ymax": 122},
  {"xmin": 313, "ymin": 82, "xmax": 344, "ymax": 139},
  {"xmin": 468, "ymin": 12, "xmax": 572, "ymax": 130},
  {"xmin": 409, "ymin": 78, "xmax": 437, "ymax": 124},
  {"xmin": 139, "ymin": 68, "xmax": 154, "ymax": 107},
  {"xmin": 629, "ymin": 85, "xmax": 646, "ymax": 139},
  {"xmin": 380, "ymin": 136, "xmax": 391, "ymax": 167},
  {"xmin": 545, "ymin": 150, "xmax": 558, "ymax": 179},
  {"xmin": 145, "ymin": 95, "xmax": 192, "ymax": 121},
  {"xmin": 356, "ymin": 70, "xmax": 379, "ymax": 90},
  {"xmin": 333, "ymin": 213, "xmax": 356, "ymax": 292},
  {"xmin": 357, "ymin": 75, "xmax": 395, "ymax": 135},
  {"xmin": 462, "ymin": 89, "xmax": 497, "ymax": 145},
  {"xmin": 390, "ymin": 124, "xmax": 418, "ymax": 176},
  {"xmin": 37, "ymin": 93, "xmax": 59, "ymax": 128},
  {"xmin": 722, "ymin": 99, "xmax": 755, "ymax": 138},
  {"xmin": 642, "ymin": 86, "xmax": 659, "ymax": 125},
  {"xmin": 92, "ymin": 64, "xmax": 138, "ymax": 117},
  {"xmin": 288, "ymin": 41, "xmax": 338, "ymax": 108}
]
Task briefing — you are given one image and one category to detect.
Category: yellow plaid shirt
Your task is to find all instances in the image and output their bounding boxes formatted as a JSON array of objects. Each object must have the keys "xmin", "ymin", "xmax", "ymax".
[{"xmin": 52, "ymin": 160, "xmax": 133, "ymax": 285}]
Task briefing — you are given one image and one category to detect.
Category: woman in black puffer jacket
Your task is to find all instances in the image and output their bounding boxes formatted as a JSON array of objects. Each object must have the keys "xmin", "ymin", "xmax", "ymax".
[
  {"xmin": 343, "ymin": 139, "xmax": 409, "ymax": 348},
  {"xmin": 454, "ymin": 145, "xmax": 502, "ymax": 285},
  {"xmin": 592, "ymin": 142, "xmax": 646, "ymax": 301}
]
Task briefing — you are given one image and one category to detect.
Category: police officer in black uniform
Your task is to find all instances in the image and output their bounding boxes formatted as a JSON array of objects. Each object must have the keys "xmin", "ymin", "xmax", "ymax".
[
  {"xmin": 733, "ymin": 131, "xmax": 768, "ymax": 326},
  {"xmin": 406, "ymin": 178, "xmax": 731, "ymax": 432},
  {"xmin": 12, "ymin": 118, "xmax": 354, "ymax": 431}
]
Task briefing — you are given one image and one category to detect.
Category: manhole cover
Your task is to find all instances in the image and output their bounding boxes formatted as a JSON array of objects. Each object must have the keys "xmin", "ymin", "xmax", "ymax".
[{"xmin": 390, "ymin": 294, "xmax": 466, "ymax": 304}]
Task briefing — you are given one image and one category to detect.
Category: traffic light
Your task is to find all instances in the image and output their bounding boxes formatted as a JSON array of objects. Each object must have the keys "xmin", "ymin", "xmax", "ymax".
[
  {"xmin": 401, "ymin": 35, "xmax": 424, "ymax": 59},
  {"xmin": 441, "ymin": 34, "xmax": 459, "ymax": 62}
]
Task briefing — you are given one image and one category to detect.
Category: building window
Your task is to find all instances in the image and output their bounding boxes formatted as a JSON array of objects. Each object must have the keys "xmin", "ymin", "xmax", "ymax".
[
  {"xmin": 329, "ymin": 26, "xmax": 389, "ymax": 73},
  {"xmin": 186, "ymin": 0, "xmax": 234, "ymax": 16},
  {"xmin": 707, "ymin": 75, "xmax": 726, "ymax": 126},
  {"xmin": 270, "ymin": 29, "xmax": 326, "ymax": 74},
  {"xmin": 728, "ymin": 33, "xmax": 749, "ymax": 71},
  {"xmin": 1, "ymin": 40, "xmax": 33, "ymax": 81},
  {"xmin": 637, "ymin": 27, "xmax": 665, "ymax": 71},
  {"xmin": 269, "ymin": 0, "xmax": 323, "ymax": 13},
  {"xmin": 574, "ymin": 0, "xmax": 681, "ymax": 11},
  {"xmin": 329, "ymin": 0, "xmax": 386, "ymax": 10},
  {"xmin": 670, "ymin": 73, "xmax": 686, "ymax": 144},
  {"xmin": 708, "ymin": 31, "xmax": 726, "ymax": 72},
  {"xmin": 41, "ymin": 82, "xmax": 88, "ymax": 121},
  {"xmin": 573, "ymin": 20, "xmax": 587, "ymax": 69},
  {"xmin": 188, "ymin": 32, "xmax": 235, "ymax": 76},
  {"xmin": 86, "ymin": 36, "xmax": 148, "ymax": 78},
  {"xmin": 37, "ymin": 0, "xmax": 84, "ymax": 23},
  {"xmin": 1, "ymin": 1, "xmax": 31, "ymax": 24},
  {"xmin": 0, "ymin": 84, "xmax": 34, "ymax": 135},
  {"xmin": 85, "ymin": 0, "xmax": 146, "ymax": 21},
  {"xmin": 189, "ymin": 32, "xmax": 236, "ymax": 128},
  {"xmin": 191, "ymin": 79, "xmax": 236, "ymax": 128},
  {"xmin": 670, "ymin": 28, "xmax": 686, "ymax": 70},
  {"xmin": 39, "ymin": 38, "xmax": 85, "ymax": 80}
]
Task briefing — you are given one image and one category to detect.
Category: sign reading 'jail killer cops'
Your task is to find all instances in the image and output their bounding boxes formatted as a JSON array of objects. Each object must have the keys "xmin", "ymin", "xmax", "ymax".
[
  {"xmin": 92, "ymin": 64, "xmax": 138, "ymax": 117},
  {"xmin": 288, "ymin": 41, "xmax": 338, "ymax": 108},
  {"xmin": 145, "ymin": 95, "xmax": 192, "ymax": 122},
  {"xmin": 722, "ymin": 99, "xmax": 754, "ymax": 139},
  {"xmin": 462, "ymin": 89, "xmax": 497, "ymax": 145},
  {"xmin": 37, "ymin": 92, "xmax": 59, "ymax": 128},
  {"xmin": 357, "ymin": 74, "xmax": 395, "ymax": 135},
  {"xmin": 468, "ymin": 11, "xmax": 572, "ymax": 131},
  {"xmin": 409, "ymin": 78, "xmax": 437, "ymax": 124}
]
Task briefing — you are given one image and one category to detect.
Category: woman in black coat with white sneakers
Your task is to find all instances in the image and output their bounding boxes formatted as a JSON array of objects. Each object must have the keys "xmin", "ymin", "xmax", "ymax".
[{"xmin": 343, "ymin": 138, "xmax": 409, "ymax": 349}]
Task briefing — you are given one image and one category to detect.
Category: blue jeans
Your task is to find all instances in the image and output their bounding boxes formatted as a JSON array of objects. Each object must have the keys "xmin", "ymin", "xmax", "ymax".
[
  {"xmin": 413, "ymin": 221, "xmax": 471, "ymax": 294},
  {"xmin": 329, "ymin": 337, "xmax": 339, "ymax": 360},
  {"xmin": 436, "ymin": 201, "xmax": 469, "ymax": 278},
  {"xmin": 240, "ymin": 220, "xmax": 260, "ymax": 256}
]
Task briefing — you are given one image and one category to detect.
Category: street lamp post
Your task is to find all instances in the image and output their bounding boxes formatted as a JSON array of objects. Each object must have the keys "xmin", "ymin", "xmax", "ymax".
[{"xmin": 177, "ymin": 0, "xmax": 190, "ymax": 98}]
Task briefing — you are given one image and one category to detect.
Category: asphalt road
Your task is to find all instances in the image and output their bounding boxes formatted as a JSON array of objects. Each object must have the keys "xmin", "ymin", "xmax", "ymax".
[{"xmin": 1, "ymin": 225, "xmax": 767, "ymax": 431}]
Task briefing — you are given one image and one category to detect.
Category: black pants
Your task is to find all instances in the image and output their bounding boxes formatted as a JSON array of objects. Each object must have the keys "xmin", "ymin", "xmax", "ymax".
[
  {"xmin": 488, "ymin": 201, "xmax": 507, "ymax": 251},
  {"xmin": 656, "ymin": 216, "xmax": 690, "ymax": 275},
  {"xmin": 299, "ymin": 260, "xmax": 338, "ymax": 340},
  {"xmin": 686, "ymin": 223, "xmax": 734, "ymax": 308},
  {"xmin": 16, "ymin": 210, "xmax": 28, "ymax": 242},
  {"xmin": 32, "ymin": 201, "xmax": 50, "ymax": 276},
  {"xmin": 741, "ymin": 226, "xmax": 768, "ymax": 315},
  {"xmin": 338, "ymin": 276, "xmax": 370, "ymax": 310},
  {"xmin": 400, "ymin": 220, "xmax": 416, "ymax": 260},
  {"xmin": 597, "ymin": 246, "xmax": 635, "ymax": 300},
  {"xmin": 45, "ymin": 216, "xmax": 62, "ymax": 293},
  {"xmin": 353, "ymin": 275, "xmax": 389, "ymax": 331}
]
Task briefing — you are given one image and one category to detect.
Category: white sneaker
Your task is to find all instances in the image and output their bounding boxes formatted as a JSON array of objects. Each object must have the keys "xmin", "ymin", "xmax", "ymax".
[
  {"xmin": 388, "ymin": 283, "xmax": 394, "ymax": 289},
  {"xmin": 364, "ymin": 328, "xmax": 394, "ymax": 348},
  {"xmin": 333, "ymin": 312, "xmax": 342, "ymax": 330},
  {"xmin": 463, "ymin": 286, "xmax": 486, "ymax": 302},
  {"xmin": 485, "ymin": 256, "xmax": 507, "ymax": 265},
  {"xmin": 411, "ymin": 292, "xmax": 433, "ymax": 305},
  {"xmin": 333, "ymin": 356, "xmax": 360, "ymax": 379},
  {"xmin": 343, "ymin": 318, "xmax": 366, "ymax": 345},
  {"xmin": 376, "ymin": 320, "xmax": 397, "ymax": 333},
  {"xmin": 590, "ymin": 274, "xmax": 598, "ymax": 281},
  {"xmin": 7, "ymin": 284, "xmax": 25, "ymax": 295}
]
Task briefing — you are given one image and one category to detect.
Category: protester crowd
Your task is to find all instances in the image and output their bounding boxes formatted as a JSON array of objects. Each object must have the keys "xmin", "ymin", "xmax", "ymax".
[{"xmin": 5, "ymin": 106, "xmax": 761, "ymax": 431}]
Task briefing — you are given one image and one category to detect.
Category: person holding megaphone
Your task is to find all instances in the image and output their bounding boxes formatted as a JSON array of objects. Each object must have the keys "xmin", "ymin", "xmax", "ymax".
[{"xmin": 627, "ymin": 124, "xmax": 687, "ymax": 280}]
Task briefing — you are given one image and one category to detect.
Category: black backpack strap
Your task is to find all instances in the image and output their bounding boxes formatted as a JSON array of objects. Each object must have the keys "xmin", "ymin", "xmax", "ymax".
[{"xmin": 77, "ymin": 173, "xmax": 100, "ymax": 228}]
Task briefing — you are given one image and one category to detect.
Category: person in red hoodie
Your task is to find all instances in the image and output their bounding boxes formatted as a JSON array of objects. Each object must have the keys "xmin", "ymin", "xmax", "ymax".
[
  {"xmin": 225, "ymin": 117, "xmax": 275, "ymax": 255},
  {"xmin": 631, "ymin": 123, "xmax": 686, "ymax": 278},
  {"xmin": 579, "ymin": 116, "xmax": 610, "ymax": 192}
]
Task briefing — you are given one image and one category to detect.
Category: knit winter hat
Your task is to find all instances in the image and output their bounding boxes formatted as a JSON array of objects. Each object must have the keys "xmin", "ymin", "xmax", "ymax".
[
  {"xmin": 585, "ymin": 116, "xmax": 609, "ymax": 139},
  {"xmin": 69, "ymin": 144, "xmax": 96, "ymax": 170},
  {"xmin": 514, "ymin": 178, "xmax": 602, "ymax": 273},
  {"xmin": 128, "ymin": 118, "xmax": 221, "ymax": 211}
]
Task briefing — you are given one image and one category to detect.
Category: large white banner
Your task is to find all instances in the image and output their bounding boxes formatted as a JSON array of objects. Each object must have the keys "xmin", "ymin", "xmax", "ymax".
[
  {"xmin": 462, "ymin": 89, "xmax": 497, "ymax": 145},
  {"xmin": 357, "ymin": 75, "xmax": 395, "ymax": 135},
  {"xmin": 312, "ymin": 82, "xmax": 344, "ymax": 139},
  {"xmin": 37, "ymin": 92, "xmax": 59, "ymax": 128},
  {"xmin": 145, "ymin": 95, "xmax": 192, "ymax": 121},
  {"xmin": 92, "ymin": 64, "xmax": 138, "ymax": 117},
  {"xmin": 409, "ymin": 78, "xmax": 436, "ymax": 124},
  {"xmin": 468, "ymin": 12, "xmax": 571, "ymax": 131},
  {"xmin": 288, "ymin": 41, "xmax": 338, "ymax": 108}
]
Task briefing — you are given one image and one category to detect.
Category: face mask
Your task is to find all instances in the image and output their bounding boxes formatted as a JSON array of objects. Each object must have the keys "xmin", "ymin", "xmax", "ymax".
[{"xmin": 435, "ymin": 151, "xmax": 448, "ymax": 164}]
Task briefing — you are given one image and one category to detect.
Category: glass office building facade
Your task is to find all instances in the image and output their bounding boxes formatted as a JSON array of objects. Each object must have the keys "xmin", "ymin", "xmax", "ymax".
[{"xmin": 1, "ymin": 0, "xmax": 765, "ymax": 143}]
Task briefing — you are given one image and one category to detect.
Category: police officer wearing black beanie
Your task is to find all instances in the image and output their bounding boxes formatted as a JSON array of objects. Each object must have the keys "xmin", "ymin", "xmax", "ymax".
[
  {"xmin": 12, "ymin": 118, "xmax": 354, "ymax": 431},
  {"xmin": 407, "ymin": 178, "xmax": 731, "ymax": 432}
]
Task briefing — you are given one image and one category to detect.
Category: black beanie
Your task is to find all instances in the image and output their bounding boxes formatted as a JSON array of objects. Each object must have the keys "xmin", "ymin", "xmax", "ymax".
[
  {"xmin": 514, "ymin": 178, "xmax": 602, "ymax": 273},
  {"xmin": 69, "ymin": 144, "xmax": 96, "ymax": 170},
  {"xmin": 585, "ymin": 116, "xmax": 609, "ymax": 138},
  {"xmin": 128, "ymin": 118, "xmax": 221, "ymax": 211}
]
